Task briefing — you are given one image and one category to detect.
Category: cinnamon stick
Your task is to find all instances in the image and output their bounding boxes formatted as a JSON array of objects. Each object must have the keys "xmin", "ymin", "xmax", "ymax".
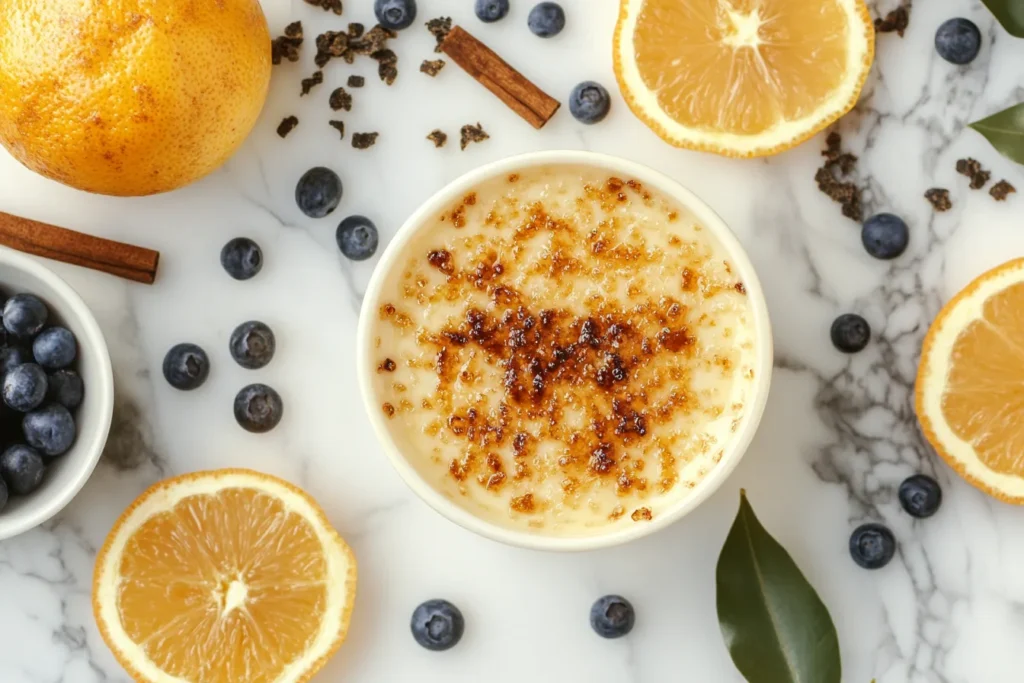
[
  {"xmin": 0, "ymin": 211, "xmax": 160, "ymax": 284},
  {"xmin": 442, "ymin": 26, "xmax": 560, "ymax": 129}
]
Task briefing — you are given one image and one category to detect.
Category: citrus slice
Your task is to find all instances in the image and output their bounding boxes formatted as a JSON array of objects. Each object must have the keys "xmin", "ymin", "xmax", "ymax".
[
  {"xmin": 917, "ymin": 258, "xmax": 1024, "ymax": 503},
  {"xmin": 93, "ymin": 469, "xmax": 356, "ymax": 683},
  {"xmin": 613, "ymin": 0, "xmax": 875, "ymax": 157}
]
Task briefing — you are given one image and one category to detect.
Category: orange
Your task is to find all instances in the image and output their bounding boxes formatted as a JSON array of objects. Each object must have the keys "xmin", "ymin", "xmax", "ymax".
[
  {"xmin": 613, "ymin": 0, "xmax": 875, "ymax": 157},
  {"xmin": 93, "ymin": 470, "xmax": 357, "ymax": 683},
  {"xmin": 917, "ymin": 258, "xmax": 1024, "ymax": 503},
  {"xmin": 0, "ymin": 0, "xmax": 271, "ymax": 196}
]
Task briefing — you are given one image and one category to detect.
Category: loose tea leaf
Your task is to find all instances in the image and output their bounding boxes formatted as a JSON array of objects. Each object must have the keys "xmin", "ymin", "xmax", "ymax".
[
  {"xmin": 970, "ymin": 104, "xmax": 1024, "ymax": 165},
  {"xmin": 981, "ymin": 0, "xmax": 1024, "ymax": 37},
  {"xmin": 717, "ymin": 491, "xmax": 841, "ymax": 683}
]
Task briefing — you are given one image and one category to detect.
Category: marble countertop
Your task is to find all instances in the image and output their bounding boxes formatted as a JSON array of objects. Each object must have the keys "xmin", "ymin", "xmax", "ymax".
[{"xmin": 2, "ymin": 0, "xmax": 1023, "ymax": 681}]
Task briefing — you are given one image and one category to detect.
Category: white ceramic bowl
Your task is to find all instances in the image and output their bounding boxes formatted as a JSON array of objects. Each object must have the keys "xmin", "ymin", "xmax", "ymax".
[
  {"xmin": 0, "ymin": 247, "xmax": 114, "ymax": 540},
  {"xmin": 357, "ymin": 151, "xmax": 773, "ymax": 551}
]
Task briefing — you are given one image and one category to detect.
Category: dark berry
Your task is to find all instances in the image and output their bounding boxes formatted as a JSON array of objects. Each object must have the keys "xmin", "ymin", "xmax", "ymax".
[
  {"xmin": 220, "ymin": 238, "xmax": 263, "ymax": 281},
  {"xmin": 830, "ymin": 313, "xmax": 870, "ymax": 353},
  {"xmin": 23, "ymin": 404, "xmax": 76, "ymax": 457},
  {"xmin": 229, "ymin": 321, "xmax": 276, "ymax": 370},
  {"xmin": 0, "ymin": 444, "xmax": 45, "ymax": 495},
  {"xmin": 862, "ymin": 213, "xmax": 909, "ymax": 260},
  {"xmin": 234, "ymin": 384, "xmax": 284, "ymax": 433},
  {"xmin": 47, "ymin": 369, "xmax": 84, "ymax": 410},
  {"xmin": 849, "ymin": 523, "xmax": 896, "ymax": 569},
  {"xmin": 475, "ymin": 0, "xmax": 509, "ymax": 22},
  {"xmin": 3, "ymin": 294, "xmax": 48, "ymax": 338},
  {"xmin": 3, "ymin": 363, "xmax": 47, "ymax": 412},
  {"xmin": 295, "ymin": 167, "xmax": 343, "ymax": 219},
  {"xmin": 411, "ymin": 599, "xmax": 464, "ymax": 651},
  {"xmin": 162, "ymin": 344, "xmax": 210, "ymax": 391},
  {"xmin": 336, "ymin": 216, "xmax": 379, "ymax": 261},
  {"xmin": 569, "ymin": 81, "xmax": 611, "ymax": 124},
  {"xmin": 0, "ymin": 346, "xmax": 30, "ymax": 379},
  {"xmin": 32, "ymin": 327, "xmax": 77, "ymax": 369},
  {"xmin": 898, "ymin": 474, "xmax": 943, "ymax": 518},
  {"xmin": 590, "ymin": 595, "xmax": 635, "ymax": 638},
  {"xmin": 374, "ymin": 0, "xmax": 416, "ymax": 30},
  {"xmin": 935, "ymin": 18, "xmax": 981, "ymax": 65},
  {"xmin": 528, "ymin": 2, "xmax": 565, "ymax": 37}
]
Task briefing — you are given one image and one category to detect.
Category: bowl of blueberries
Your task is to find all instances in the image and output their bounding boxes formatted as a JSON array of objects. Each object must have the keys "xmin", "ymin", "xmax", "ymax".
[{"xmin": 0, "ymin": 247, "xmax": 113, "ymax": 540}]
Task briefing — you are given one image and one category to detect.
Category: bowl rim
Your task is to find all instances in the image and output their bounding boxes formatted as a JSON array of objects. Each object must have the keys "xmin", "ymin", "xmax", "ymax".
[
  {"xmin": 357, "ymin": 150, "xmax": 773, "ymax": 552},
  {"xmin": 0, "ymin": 247, "xmax": 114, "ymax": 540}
]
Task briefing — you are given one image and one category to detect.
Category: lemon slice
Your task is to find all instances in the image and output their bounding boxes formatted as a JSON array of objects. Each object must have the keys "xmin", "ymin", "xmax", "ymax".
[{"xmin": 613, "ymin": 0, "xmax": 875, "ymax": 157}]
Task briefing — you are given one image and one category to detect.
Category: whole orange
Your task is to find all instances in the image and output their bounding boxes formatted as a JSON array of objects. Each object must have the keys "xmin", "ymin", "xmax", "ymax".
[{"xmin": 0, "ymin": 0, "xmax": 271, "ymax": 196}]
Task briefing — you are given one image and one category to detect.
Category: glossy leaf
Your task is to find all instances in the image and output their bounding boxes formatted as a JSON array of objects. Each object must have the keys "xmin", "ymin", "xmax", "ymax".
[
  {"xmin": 716, "ymin": 491, "xmax": 841, "ymax": 683},
  {"xmin": 982, "ymin": 0, "xmax": 1024, "ymax": 37},
  {"xmin": 970, "ymin": 104, "xmax": 1024, "ymax": 165}
]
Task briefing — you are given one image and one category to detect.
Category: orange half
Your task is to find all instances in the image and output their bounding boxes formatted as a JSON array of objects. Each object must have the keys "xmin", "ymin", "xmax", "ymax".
[
  {"xmin": 93, "ymin": 469, "xmax": 356, "ymax": 683},
  {"xmin": 613, "ymin": 0, "xmax": 875, "ymax": 156},
  {"xmin": 917, "ymin": 259, "xmax": 1024, "ymax": 503}
]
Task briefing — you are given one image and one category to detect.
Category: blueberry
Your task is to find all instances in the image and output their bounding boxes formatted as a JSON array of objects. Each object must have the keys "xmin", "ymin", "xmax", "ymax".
[
  {"xmin": 23, "ymin": 404, "xmax": 76, "ymax": 457},
  {"xmin": 3, "ymin": 294, "xmax": 48, "ymax": 338},
  {"xmin": 296, "ymin": 167, "xmax": 343, "ymax": 219},
  {"xmin": 935, "ymin": 18, "xmax": 981, "ymax": 65},
  {"xmin": 162, "ymin": 343, "xmax": 210, "ymax": 391},
  {"xmin": 899, "ymin": 474, "xmax": 942, "ymax": 518},
  {"xmin": 32, "ymin": 327, "xmax": 76, "ymax": 370},
  {"xmin": 528, "ymin": 2, "xmax": 565, "ymax": 37},
  {"xmin": 229, "ymin": 321, "xmax": 276, "ymax": 370},
  {"xmin": 234, "ymin": 384, "xmax": 284, "ymax": 433},
  {"xmin": 336, "ymin": 216, "xmax": 379, "ymax": 261},
  {"xmin": 590, "ymin": 595, "xmax": 635, "ymax": 638},
  {"xmin": 374, "ymin": 0, "xmax": 417, "ymax": 30},
  {"xmin": 0, "ymin": 346, "xmax": 30, "ymax": 379},
  {"xmin": 47, "ymin": 369, "xmax": 84, "ymax": 410},
  {"xmin": 0, "ymin": 444, "xmax": 45, "ymax": 495},
  {"xmin": 569, "ymin": 81, "xmax": 611, "ymax": 124},
  {"xmin": 849, "ymin": 523, "xmax": 896, "ymax": 569},
  {"xmin": 475, "ymin": 0, "xmax": 509, "ymax": 22},
  {"xmin": 411, "ymin": 599, "xmax": 464, "ymax": 651},
  {"xmin": 220, "ymin": 238, "xmax": 263, "ymax": 281},
  {"xmin": 3, "ymin": 363, "xmax": 47, "ymax": 412},
  {"xmin": 830, "ymin": 313, "xmax": 870, "ymax": 354},
  {"xmin": 862, "ymin": 213, "xmax": 909, "ymax": 260}
]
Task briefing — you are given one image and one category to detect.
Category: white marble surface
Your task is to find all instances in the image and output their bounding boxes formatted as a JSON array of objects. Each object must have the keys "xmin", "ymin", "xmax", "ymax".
[{"xmin": 1, "ymin": 0, "xmax": 1023, "ymax": 681}]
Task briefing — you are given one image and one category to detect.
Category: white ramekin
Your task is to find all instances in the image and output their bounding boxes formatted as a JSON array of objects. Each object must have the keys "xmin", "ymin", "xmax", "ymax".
[
  {"xmin": 357, "ymin": 151, "xmax": 772, "ymax": 552},
  {"xmin": 0, "ymin": 247, "xmax": 114, "ymax": 540}
]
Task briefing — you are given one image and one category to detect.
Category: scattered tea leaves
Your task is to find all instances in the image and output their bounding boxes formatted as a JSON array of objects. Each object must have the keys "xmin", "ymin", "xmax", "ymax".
[
  {"xmin": 925, "ymin": 188, "xmax": 953, "ymax": 212},
  {"xmin": 271, "ymin": 22, "xmax": 304, "ymax": 65},
  {"xmin": 956, "ymin": 158, "xmax": 991, "ymax": 189},
  {"xmin": 348, "ymin": 75, "xmax": 365, "ymax": 88},
  {"xmin": 329, "ymin": 87, "xmax": 352, "ymax": 111},
  {"xmin": 329, "ymin": 121, "xmax": 345, "ymax": 139},
  {"xmin": 353, "ymin": 132, "xmax": 379, "ymax": 149},
  {"xmin": 276, "ymin": 116, "xmax": 299, "ymax": 138},
  {"xmin": 991, "ymin": 179, "xmax": 1017, "ymax": 201},
  {"xmin": 875, "ymin": 5, "xmax": 910, "ymax": 36},
  {"xmin": 374, "ymin": 48, "xmax": 398, "ymax": 85},
  {"xmin": 315, "ymin": 24, "xmax": 396, "ymax": 68},
  {"xmin": 427, "ymin": 16, "xmax": 453, "ymax": 52},
  {"xmin": 300, "ymin": 70, "xmax": 324, "ymax": 96},
  {"xmin": 970, "ymin": 104, "xmax": 1024, "ymax": 165},
  {"xmin": 981, "ymin": 0, "xmax": 1024, "ymax": 37},
  {"xmin": 304, "ymin": 0, "xmax": 343, "ymax": 14},
  {"xmin": 460, "ymin": 123, "xmax": 489, "ymax": 150},
  {"xmin": 717, "ymin": 491, "xmax": 841, "ymax": 683},
  {"xmin": 427, "ymin": 130, "xmax": 448, "ymax": 148},
  {"xmin": 815, "ymin": 132, "xmax": 863, "ymax": 221},
  {"xmin": 421, "ymin": 59, "xmax": 446, "ymax": 77}
]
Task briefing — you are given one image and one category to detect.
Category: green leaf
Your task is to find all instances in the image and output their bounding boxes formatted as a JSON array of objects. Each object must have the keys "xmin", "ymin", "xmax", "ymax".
[
  {"xmin": 982, "ymin": 0, "xmax": 1024, "ymax": 37},
  {"xmin": 716, "ymin": 491, "xmax": 841, "ymax": 683},
  {"xmin": 970, "ymin": 104, "xmax": 1024, "ymax": 165}
]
